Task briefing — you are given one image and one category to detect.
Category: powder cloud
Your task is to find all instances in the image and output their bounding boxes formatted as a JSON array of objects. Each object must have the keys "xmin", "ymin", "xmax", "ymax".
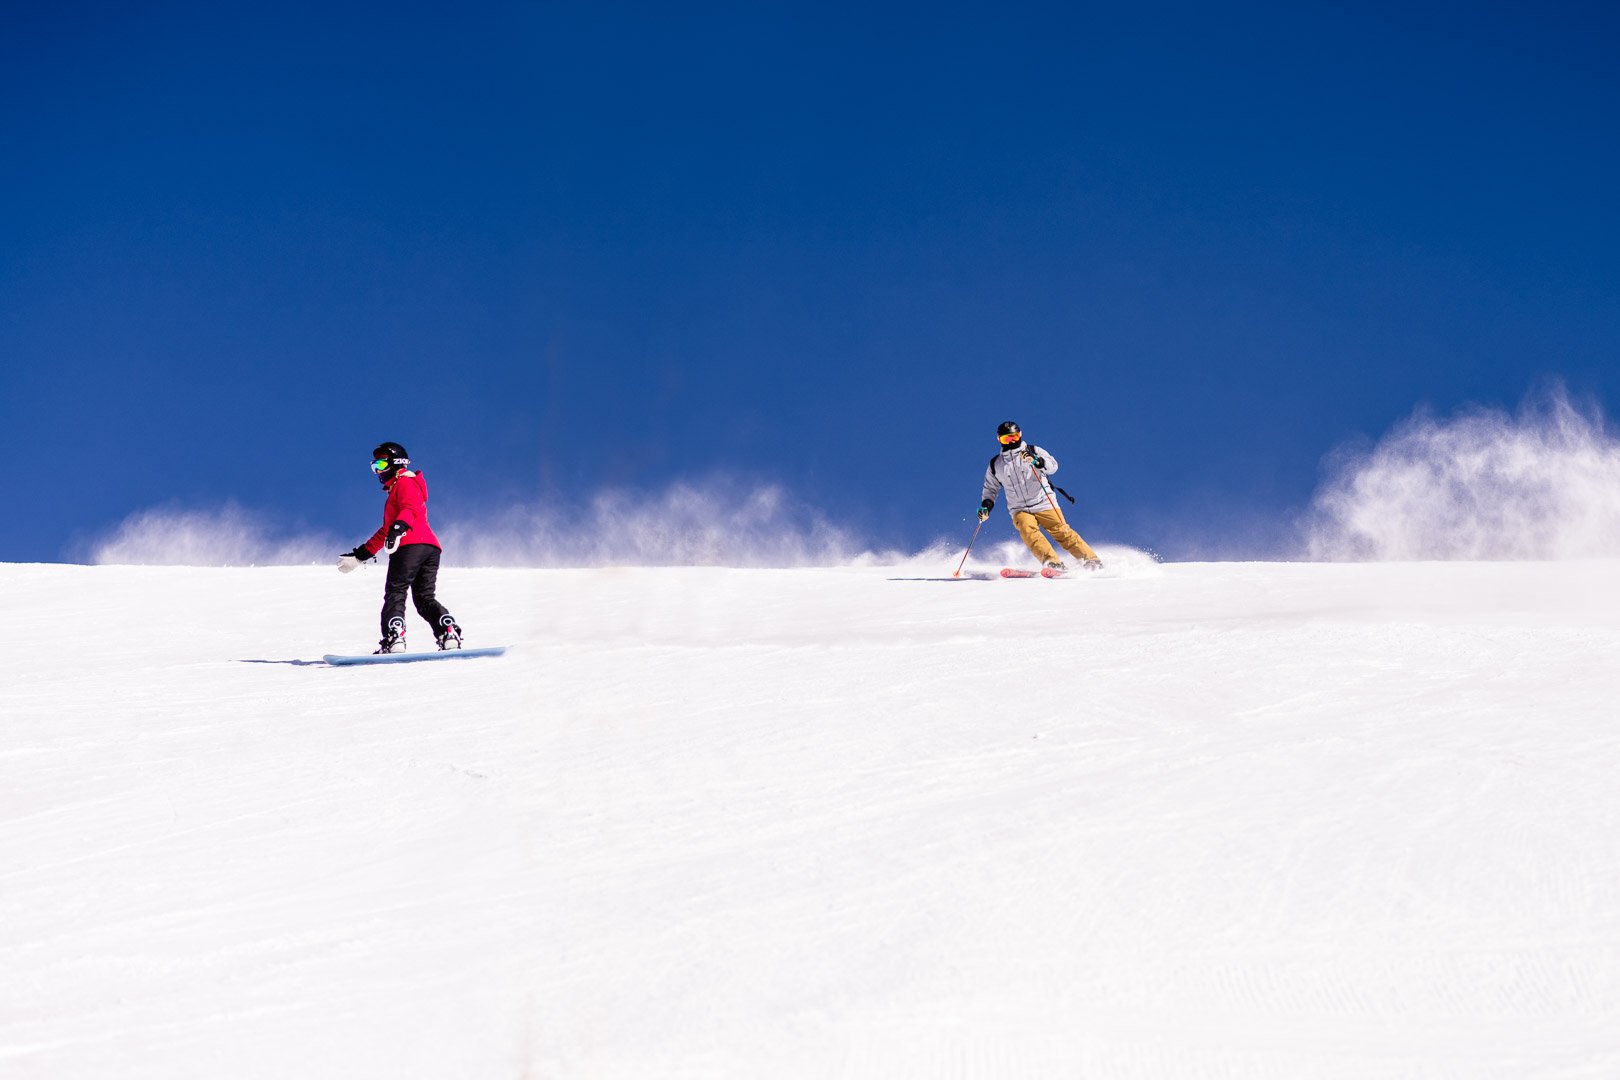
[{"xmin": 1305, "ymin": 386, "xmax": 1620, "ymax": 561}]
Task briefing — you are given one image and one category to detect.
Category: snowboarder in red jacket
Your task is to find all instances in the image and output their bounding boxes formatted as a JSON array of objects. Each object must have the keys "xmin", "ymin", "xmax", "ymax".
[{"xmin": 338, "ymin": 442, "xmax": 463, "ymax": 654}]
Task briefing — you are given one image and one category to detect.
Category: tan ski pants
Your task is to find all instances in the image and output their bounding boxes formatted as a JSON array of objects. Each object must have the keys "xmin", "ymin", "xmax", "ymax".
[{"xmin": 1013, "ymin": 508, "xmax": 1100, "ymax": 565}]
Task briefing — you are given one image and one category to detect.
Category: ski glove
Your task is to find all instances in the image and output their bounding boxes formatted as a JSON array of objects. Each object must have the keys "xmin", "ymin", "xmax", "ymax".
[
  {"xmin": 1021, "ymin": 448, "xmax": 1046, "ymax": 469},
  {"xmin": 338, "ymin": 545, "xmax": 373, "ymax": 573},
  {"xmin": 978, "ymin": 499, "xmax": 994, "ymax": 523},
  {"xmin": 384, "ymin": 521, "xmax": 412, "ymax": 554}
]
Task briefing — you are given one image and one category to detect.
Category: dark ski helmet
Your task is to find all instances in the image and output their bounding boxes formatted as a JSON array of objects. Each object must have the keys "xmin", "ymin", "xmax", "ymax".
[
  {"xmin": 996, "ymin": 421, "xmax": 1023, "ymax": 448},
  {"xmin": 370, "ymin": 442, "xmax": 410, "ymax": 485}
]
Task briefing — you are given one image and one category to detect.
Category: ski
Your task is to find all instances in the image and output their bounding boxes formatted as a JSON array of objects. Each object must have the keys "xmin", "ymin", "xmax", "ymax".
[
  {"xmin": 1040, "ymin": 566, "xmax": 1067, "ymax": 579},
  {"xmin": 1000, "ymin": 568, "xmax": 1039, "ymax": 578},
  {"xmin": 324, "ymin": 646, "xmax": 508, "ymax": 666}
]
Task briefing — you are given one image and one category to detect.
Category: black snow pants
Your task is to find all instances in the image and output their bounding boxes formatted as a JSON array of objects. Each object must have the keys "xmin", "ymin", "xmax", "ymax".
[{"xmin": 381, "ymin": 543, "xmax": 455, "ymax": 639}]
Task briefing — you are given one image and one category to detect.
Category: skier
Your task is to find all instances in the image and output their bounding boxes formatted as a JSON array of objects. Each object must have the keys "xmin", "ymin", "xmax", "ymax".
[
  {"xmin": 978, "ymin": 421, "xmax": 1103, "ymax": 573},
  {"xmin": 338, "ymin": 442, "xmax": 464, "ymax": 653}
]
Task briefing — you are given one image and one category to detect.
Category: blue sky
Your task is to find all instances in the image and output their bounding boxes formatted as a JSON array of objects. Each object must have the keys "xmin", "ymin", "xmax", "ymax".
[{"xmin": 4, "ymin": 1, "xmax": 1618, "ymax": 562}]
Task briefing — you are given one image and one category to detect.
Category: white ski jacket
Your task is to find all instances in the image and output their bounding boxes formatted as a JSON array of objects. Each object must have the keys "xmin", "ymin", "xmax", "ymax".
[{"xmin": 982, "ymin": 444, "xmax": 1060, "ymax": 517}]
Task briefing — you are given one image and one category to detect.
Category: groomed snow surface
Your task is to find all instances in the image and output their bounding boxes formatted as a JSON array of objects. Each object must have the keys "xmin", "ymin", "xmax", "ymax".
[{"xmin": 4, "ymin": 552, "xmax": 1619, "ymax": 1079}]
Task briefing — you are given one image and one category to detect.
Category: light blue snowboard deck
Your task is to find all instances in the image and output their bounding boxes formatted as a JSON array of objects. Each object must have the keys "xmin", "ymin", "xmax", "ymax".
[{"xmin": 324, "ymin": 646, "xmax": 508, "ymax": 667}]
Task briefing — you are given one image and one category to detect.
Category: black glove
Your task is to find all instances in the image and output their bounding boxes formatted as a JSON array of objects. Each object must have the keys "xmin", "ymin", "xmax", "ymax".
[
  {"xmin": 977, "ymin": 499, "xmax": 993, "ymax": 523},
  {"xmin": 343, "ymin": 545, "xmax": 373, "ymax": 561},
  {"xmin": 1031, "ymin": 455, "xmax": 1046, "ymax": 469},
  {"xmin": 384, "ymin": 521, "xmax": 411, "ymax": 554}
]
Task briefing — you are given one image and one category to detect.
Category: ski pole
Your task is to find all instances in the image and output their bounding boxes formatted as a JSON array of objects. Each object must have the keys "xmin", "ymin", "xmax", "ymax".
[
  {"xmin": 952, "ymin": 517, "xmax": 984, "ymax": 578},
  {"xmin": 1025, "ymin": 452, "xmax": 1099, "ymax": 568},
  {"xmin": 1040, "ymin": 479, "xmax": 1064, "ymax": 519},
  {"xmin": 1027, "ymin": 451, "xmax": 1065, "ymax": 520}
]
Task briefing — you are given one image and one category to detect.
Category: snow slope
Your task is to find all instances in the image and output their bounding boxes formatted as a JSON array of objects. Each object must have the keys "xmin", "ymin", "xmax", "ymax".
[{"xmin": 3, "ymin": 554, "xmax": 1619, "ymax": 1079}]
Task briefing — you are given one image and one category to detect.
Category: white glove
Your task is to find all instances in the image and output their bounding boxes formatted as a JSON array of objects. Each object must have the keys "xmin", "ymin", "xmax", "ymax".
[{"xmin": 337, "ymin": 555, "xmax": 362, "ymax": 574}]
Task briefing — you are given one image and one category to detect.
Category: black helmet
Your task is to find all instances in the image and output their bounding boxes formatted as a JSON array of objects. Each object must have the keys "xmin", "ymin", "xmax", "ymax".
[
  {"xmin": 370, "ymin": 441, "xmax": 410, "ymax": 485},
  {"xmin": 996, "ymin": 421, "xmax": 1022, "ymax": 448}
]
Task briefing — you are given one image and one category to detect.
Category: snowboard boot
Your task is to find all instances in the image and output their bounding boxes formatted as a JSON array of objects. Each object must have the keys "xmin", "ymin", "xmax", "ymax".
[
  {"xmin": 376, "ymin": 618, "xmax": 407, "ymax": 655},
  {"xmin": 435, "ymin": 616, "xmax": 463, "ymax": 651}
]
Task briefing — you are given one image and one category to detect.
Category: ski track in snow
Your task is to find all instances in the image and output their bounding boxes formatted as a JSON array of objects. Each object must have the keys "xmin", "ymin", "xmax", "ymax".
[{"xmin": 3, "ymin": 555, "xmax": 1620, "ymax": 1079}]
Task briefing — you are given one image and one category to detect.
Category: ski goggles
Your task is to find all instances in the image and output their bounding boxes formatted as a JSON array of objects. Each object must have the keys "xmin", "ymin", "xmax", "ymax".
[
  {"xmin": 370, "ymin": 458, "xmax": 394, "ymax": 474},
  {"xmin": 997, "ymin": 432, "xmax": 1022, "ymax": 445}
]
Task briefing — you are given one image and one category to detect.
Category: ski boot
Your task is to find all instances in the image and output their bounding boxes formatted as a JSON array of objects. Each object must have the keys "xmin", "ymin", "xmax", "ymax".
[
  {"xmin": 375, "ymin": 618, "xmax": 406, "ymax": 654},
  {"xmin": 1041, "ymin": 560, "xmax": 1068, "ymax": 579},
  {"xmin": 1081, "ymin": 558, "xmax": 1104, "ymax": 572},
  {"xmin": 435, "ymin": 616, "xmax": 463, "ymax": 651}
]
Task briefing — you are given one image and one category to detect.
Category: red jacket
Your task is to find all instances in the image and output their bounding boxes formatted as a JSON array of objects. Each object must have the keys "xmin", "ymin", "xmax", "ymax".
[{"xmin": 364, "ymin": 470, "xmax": 443, "ymax": 555}]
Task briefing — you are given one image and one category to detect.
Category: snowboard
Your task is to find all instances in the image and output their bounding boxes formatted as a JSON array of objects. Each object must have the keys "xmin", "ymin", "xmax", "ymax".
[{"xmin": 324, "ymin": 646, "xmax": 508, "ymax": 666}]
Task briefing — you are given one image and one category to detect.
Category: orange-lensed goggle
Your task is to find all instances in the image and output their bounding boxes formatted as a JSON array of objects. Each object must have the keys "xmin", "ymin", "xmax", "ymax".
[{"xmin": 997, "ymin": 432, "xmax": 1022, "ymax": 445}]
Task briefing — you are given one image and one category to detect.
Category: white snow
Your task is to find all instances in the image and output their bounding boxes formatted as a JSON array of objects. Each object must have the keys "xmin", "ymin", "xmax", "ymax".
[
  {"xmin": 4, "ymin": 553, "xmax": 1619, "ymax": 1078},
  {"xmin": 1306, "ymin": 387, "xmax": 1620, "ymax": 562}
]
